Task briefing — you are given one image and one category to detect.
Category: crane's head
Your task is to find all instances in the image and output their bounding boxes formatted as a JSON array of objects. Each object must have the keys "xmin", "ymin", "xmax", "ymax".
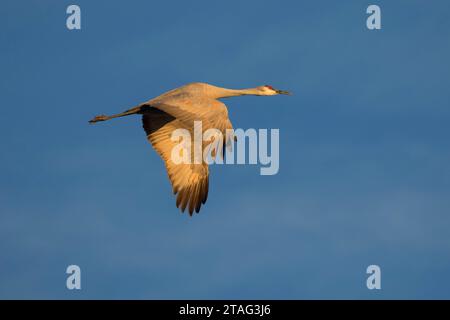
[{"xmin": 257, "ymin": 85, "xmax": 291, "ymax": 96}]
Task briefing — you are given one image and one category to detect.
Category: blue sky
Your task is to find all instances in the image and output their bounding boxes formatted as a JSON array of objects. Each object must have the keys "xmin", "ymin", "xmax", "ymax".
[{"xmin": 1, "ymin": 0, "xmax": 450, "ymax": 299}]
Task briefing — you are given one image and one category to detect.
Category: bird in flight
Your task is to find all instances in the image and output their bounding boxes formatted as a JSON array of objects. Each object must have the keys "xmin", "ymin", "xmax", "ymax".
[{"xmin": 89, "ymin": 82, "xmax": 290, "ymax": 216}]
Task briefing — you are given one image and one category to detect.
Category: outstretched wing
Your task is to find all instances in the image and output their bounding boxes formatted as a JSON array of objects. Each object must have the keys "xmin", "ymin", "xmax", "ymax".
[
  {"xmin": 149, "ymin": 97, "xmax": 235, "ymax": 156},
  {"xmin": 142, "ymin": 108, "xmax": 209, "ymax": 215}
]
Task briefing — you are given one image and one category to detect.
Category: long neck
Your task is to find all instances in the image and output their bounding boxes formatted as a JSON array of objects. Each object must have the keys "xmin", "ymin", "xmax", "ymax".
[{"xmin": 210, "ymin": 87, "xmax": 261, "ymax": 99}]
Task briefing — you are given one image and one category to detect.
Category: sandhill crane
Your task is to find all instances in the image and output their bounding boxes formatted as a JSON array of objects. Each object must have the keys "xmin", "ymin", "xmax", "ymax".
[{"xmin": 89, "ymin": 82, "xmax": 290, "ymax": 215}]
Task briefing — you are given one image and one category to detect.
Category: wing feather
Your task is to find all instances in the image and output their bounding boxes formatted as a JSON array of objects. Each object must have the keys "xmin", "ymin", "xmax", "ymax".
[
  {"xmin": 142, "ymin": 109, "xmax": 209, "ymax": 215},
  {"xmin": 149, "ymin": 99, "xmax": 234, "ymax": 160}
]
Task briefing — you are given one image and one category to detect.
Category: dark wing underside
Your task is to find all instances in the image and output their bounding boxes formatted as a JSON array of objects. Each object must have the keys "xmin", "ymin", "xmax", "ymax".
[{"xmin": 142, "ymin": 108, "xmax": 209, "ymax": 215}]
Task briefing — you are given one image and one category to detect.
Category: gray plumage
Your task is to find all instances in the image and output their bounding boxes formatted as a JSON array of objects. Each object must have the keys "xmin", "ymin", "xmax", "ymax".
[{"xmin": 89, "ymin": 82, "xmax": 290, "ymax": 216}]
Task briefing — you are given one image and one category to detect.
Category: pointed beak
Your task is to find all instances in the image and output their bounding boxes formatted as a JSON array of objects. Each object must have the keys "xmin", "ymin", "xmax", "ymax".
[{"xmin": 275, "ymin": 89, "xmax": 291, "ymax": 95}]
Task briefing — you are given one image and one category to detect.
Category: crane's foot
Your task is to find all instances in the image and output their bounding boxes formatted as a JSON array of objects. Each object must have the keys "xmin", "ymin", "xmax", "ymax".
[{"xmin": 89, "ymin": 115, "xmax": 109, "ymax": 124}]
